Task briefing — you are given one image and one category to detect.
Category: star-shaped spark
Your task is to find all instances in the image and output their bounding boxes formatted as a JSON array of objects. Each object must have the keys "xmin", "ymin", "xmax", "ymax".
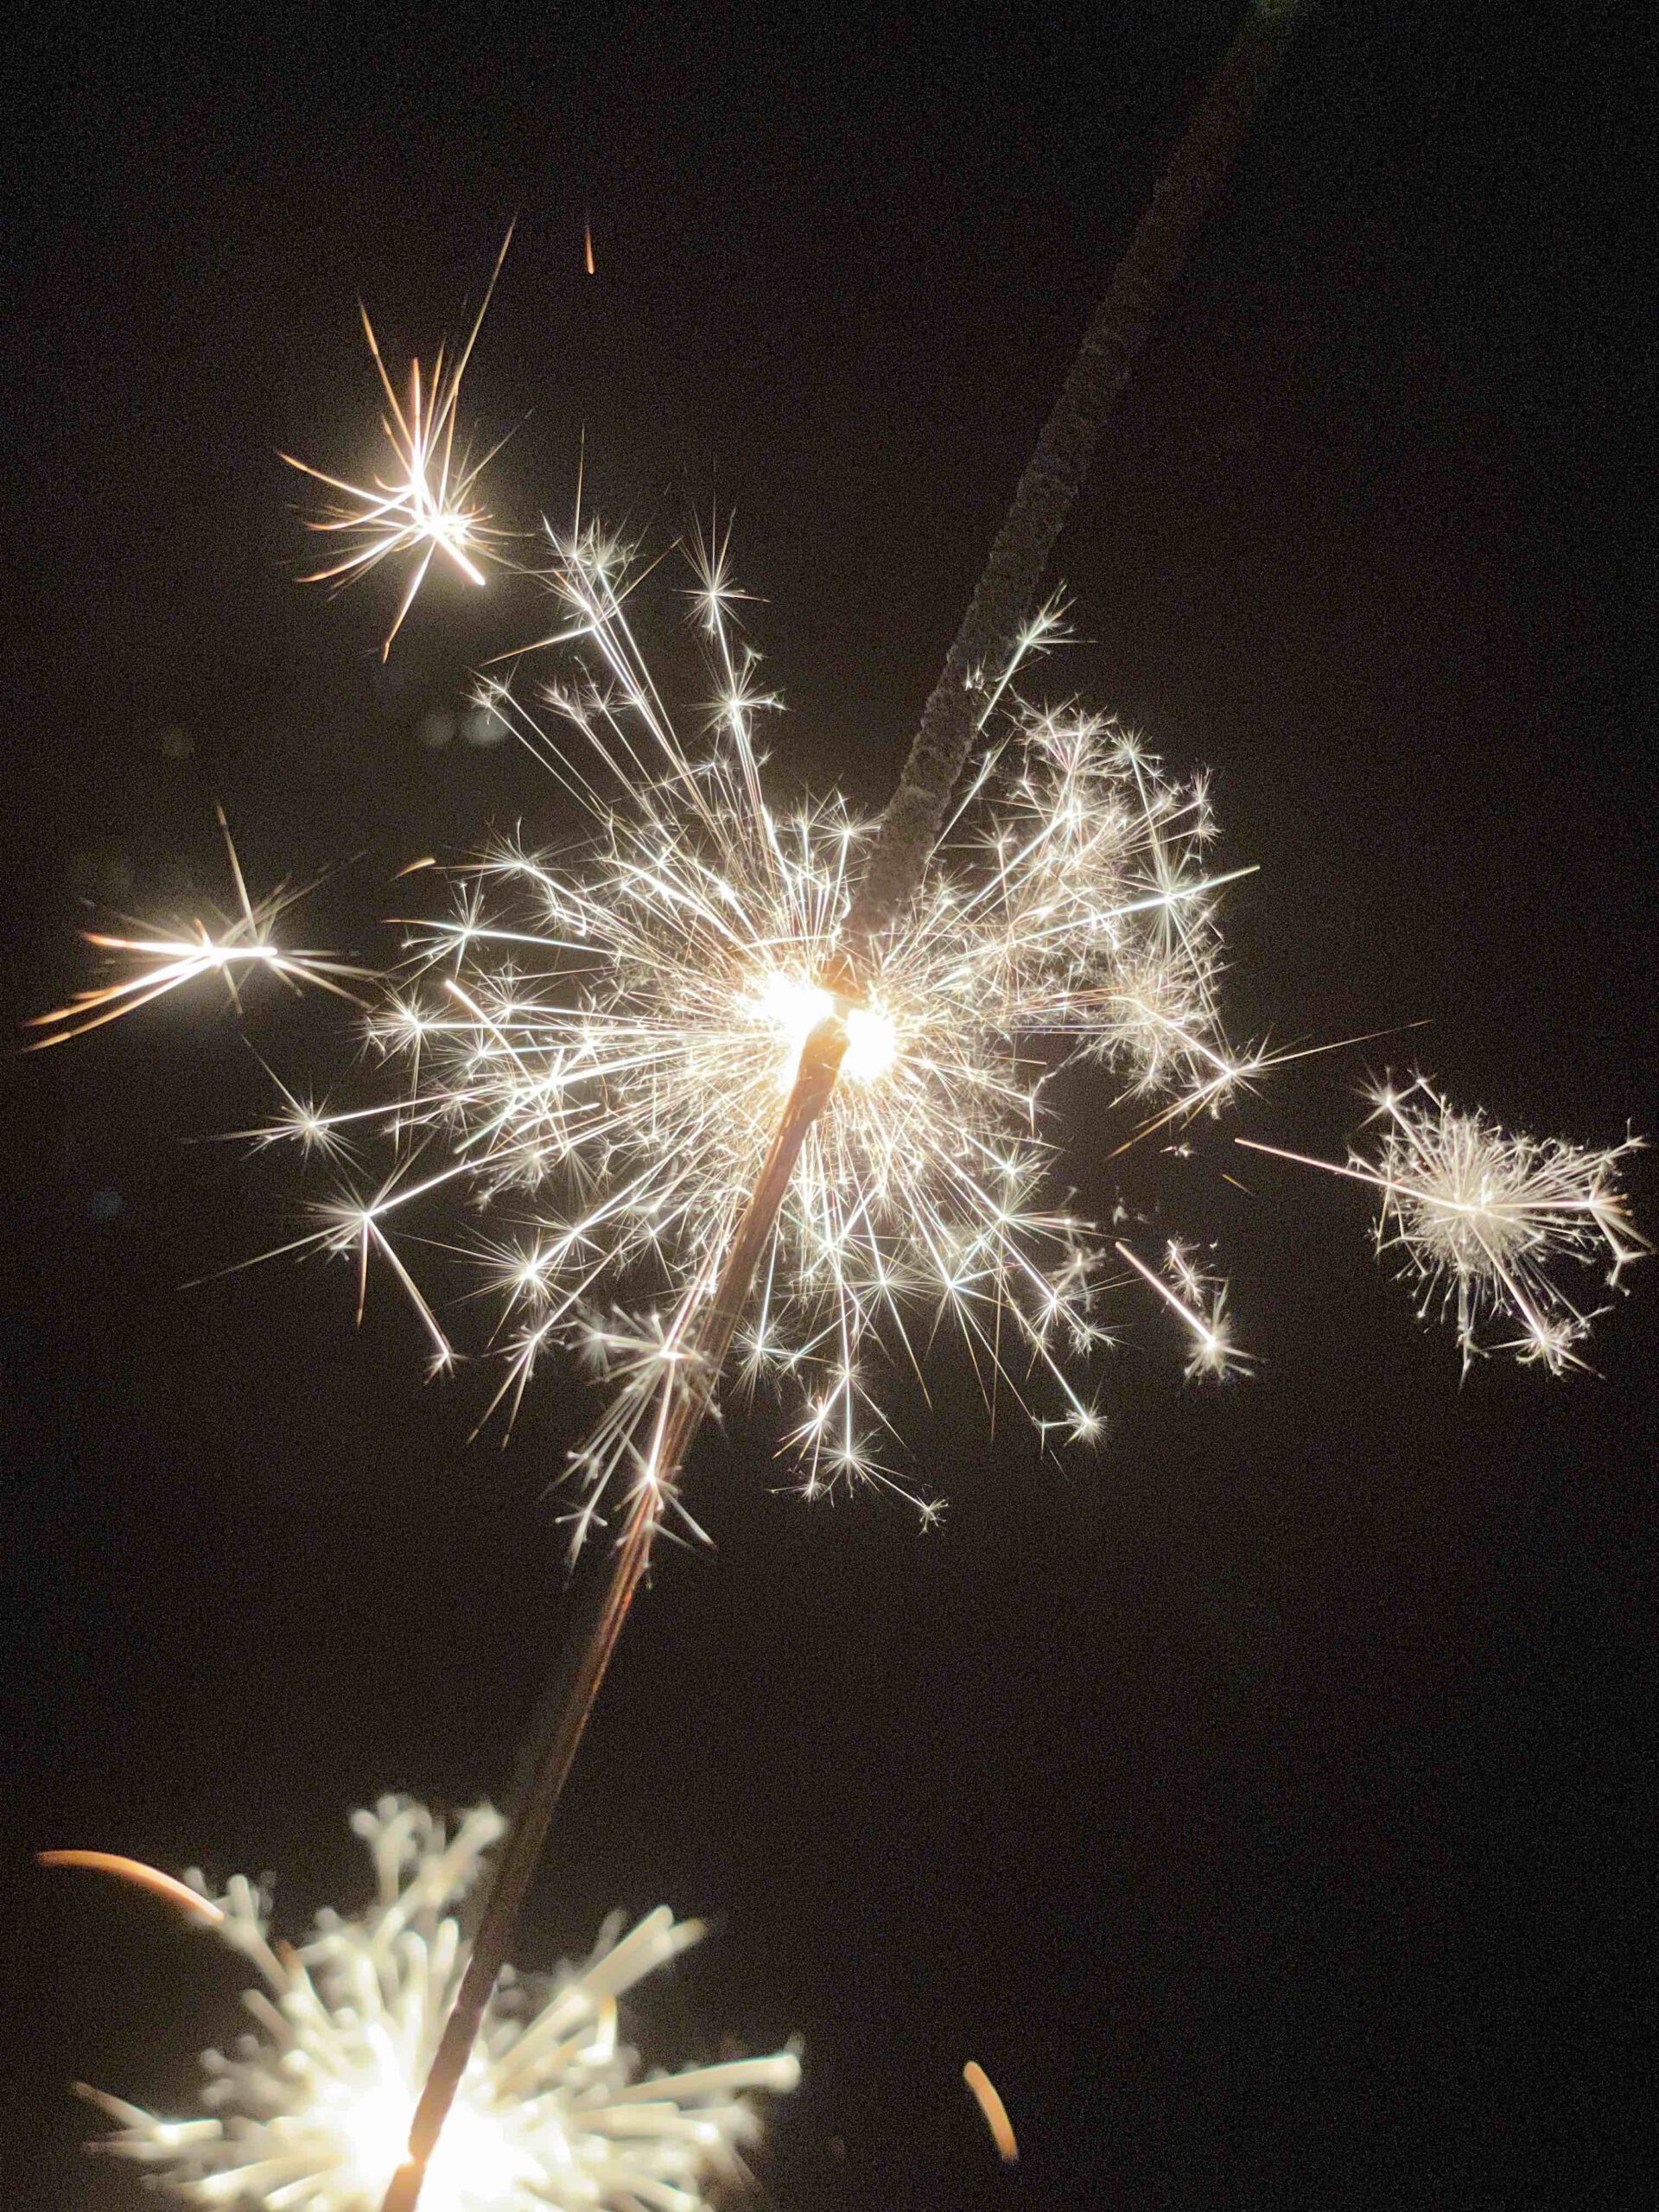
[
  {"xmin": 283, "ymin": 230, "xmax": 517, "ymax": 657},
  {"xmin": 24, "ymin": 807, "xmax": 369, "ymax": 1049}
]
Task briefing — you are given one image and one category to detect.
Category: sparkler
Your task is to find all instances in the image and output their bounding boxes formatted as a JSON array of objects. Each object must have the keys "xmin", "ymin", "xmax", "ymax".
[
  {"xmin": 375, "ymin": 10, "xmax": 1317, "ymax": 2195},
  {"xmin": 1239, "ymin": 1077, "xmax": 1645, "ymax": 1373},
  {"xmin": 34, "ymin": 10, "xmax": 1342, "ymax": 2206},
  {"xmin": 33, "ymin": 0, "xmax": 1649, "ymax": 2197},
  {"xmin": 288, "ymin": 526, "xmax": 1255, "ymax": 2212},
  {"xmin": 268, "ymin": 544, "xmax": 1246, "ymax": 1508},
  {"xmin": 60, "ymin": 1796, "xmax": 798, "ymax": 2212}
]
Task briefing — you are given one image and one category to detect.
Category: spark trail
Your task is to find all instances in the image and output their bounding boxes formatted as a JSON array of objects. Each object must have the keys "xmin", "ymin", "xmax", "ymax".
[{"xmin": 24, "ymin": 809, "xmax": 369, "ymax": 1049}]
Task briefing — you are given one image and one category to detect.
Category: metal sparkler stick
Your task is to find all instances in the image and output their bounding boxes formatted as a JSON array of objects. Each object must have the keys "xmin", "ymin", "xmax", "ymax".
[{"xmin": 386, "ymin": 7, "xmax": 1306, "ymax": 2202}]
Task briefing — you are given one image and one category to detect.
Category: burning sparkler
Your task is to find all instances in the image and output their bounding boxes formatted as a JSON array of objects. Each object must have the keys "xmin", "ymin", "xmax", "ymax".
[
  {"xmin": 249, "ymin": 529, "xmax": 1253, "ymax": 1517},
  {"xmin": 62, "ymin": 1796, "xmax": 798, "ymax": 2212},
  {"xmin": 171, "ymin": 518, "xmax": 1268, "ymax": 2212},
  {"xmin": 33, "ymin": 10, "xmax": 1447, "ymax": 2205},
  {"xmin": 1238, "ymin": 1079, "xmax": 1645, "ymax": 1374}
]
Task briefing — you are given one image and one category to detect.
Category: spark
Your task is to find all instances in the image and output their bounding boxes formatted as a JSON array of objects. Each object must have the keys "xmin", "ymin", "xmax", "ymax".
[
  {"xmin": 962, "ymin": 2060, "xmax": 1018, "ymax": 2163},
  {"xmin": 1115, "ymin": 1237, "xmax": 1250, "ymax": 1380},
  {"xmin": 1238, "ymin": 1076, "xmax": 1646, "ymax": 1373},
  {"xmin": 74, "ymin": 1796, "xmax": 798, "ymax": 2212},
  {"xmin": 258, "ymin": 524, "xmax": 1254, "ymax": 1516},
  {"xmin": 38, "ymin": 1851, "xmax": 226, "ymax": 1924},
  {"xmin": 24, "ymin": 809, "xmax": 370, "ymax": 1049},
  {"xmin": 282, "ymin": 230, "xmax": 517, "ymax": 657}
]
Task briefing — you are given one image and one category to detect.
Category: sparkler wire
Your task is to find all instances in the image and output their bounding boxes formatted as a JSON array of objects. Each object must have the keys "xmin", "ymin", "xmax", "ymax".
[{"xmin": 382, "ymin": 7, "xmax": 1312, "ymax": 2201}]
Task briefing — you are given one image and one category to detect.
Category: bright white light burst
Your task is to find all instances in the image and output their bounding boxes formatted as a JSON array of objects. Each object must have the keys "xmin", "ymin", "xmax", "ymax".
[
  {"xmin": 25, "ymin": 809, "xmax": 369, "ymax": 1050},
  {"xmin": 282, "ymin": 232, "xmax": 516, "ymax": 658},
  {"xmin": 262, "ymin": 522, "xmax": 1257, "ymax": 1518},
  {"xmin": 80, "ymin": 1796, "xmax": 798, "ymax": 2212}
]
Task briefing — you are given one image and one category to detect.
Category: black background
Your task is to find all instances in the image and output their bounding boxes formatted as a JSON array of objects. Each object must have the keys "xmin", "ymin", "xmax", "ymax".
[{"xmin": 4, "ymin": 4, "xmax": 1656, "ymax": 2207}]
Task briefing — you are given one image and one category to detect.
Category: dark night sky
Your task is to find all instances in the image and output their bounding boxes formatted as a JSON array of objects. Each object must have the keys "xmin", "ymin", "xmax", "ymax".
[{"xmin": 4, "ymin": 4, "xmax": 1656, "ymax": 2208}]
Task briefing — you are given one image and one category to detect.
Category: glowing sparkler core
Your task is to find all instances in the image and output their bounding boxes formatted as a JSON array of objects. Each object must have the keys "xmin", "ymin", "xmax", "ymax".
[
  {"xmin": 76, "ymin": 1797, "xmax": 798, "ymax": 2212},
  {"xmin": 752, "ymin": 972, "xmax": 898, "ymax": 1087},
  {"xmin": 319, "ymin": 2067, "xmax": 538, "ymax": 2212}
]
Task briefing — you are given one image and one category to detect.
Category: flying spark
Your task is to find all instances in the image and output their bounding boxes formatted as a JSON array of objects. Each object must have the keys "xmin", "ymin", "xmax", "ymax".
[
  {"xmin": 73, "ymin": 1796, "xmax": 798, "ymax": 2212},
  {"xmin": 282, "ymin": 231, "xmax": 517, "ymax": 657},
  {"xmin": 1115, "ymin": 1237, "xmax": 1250, "ymax": 1381},
  {"xmin": 1239, "ymin": 1076, "xmax": 1645, "ymax": 1373},
  {"xmin": 38, "ymin": 1851, "xmax": 226, "ymax": 1924},
  {"xmin": 962, "ymin": 2060, "xmax": 1018, "ymax": 2162},
  {"xmin": 24, "ymin": 809, "xmax": 369, "ymax": 1049}
]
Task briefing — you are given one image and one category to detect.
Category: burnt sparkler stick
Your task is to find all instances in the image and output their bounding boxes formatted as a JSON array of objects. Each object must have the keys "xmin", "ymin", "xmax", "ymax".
[
  {"xmin": 842, "ymin": 0, "xmax": 1304, "ymax": 956},
  {"xmin": 386, "ymin": 9, "xmax": 1306, "ymax": 2205}
]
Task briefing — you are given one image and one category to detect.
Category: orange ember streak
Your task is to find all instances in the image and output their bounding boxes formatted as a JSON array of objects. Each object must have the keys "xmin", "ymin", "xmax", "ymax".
[
  {"xmin": 584, "ymin": 219, "xmax": 595, "ymax": 276},
  {"xmin": 38, "ymin": 1850, "xmax": 225, "ymax": 1923},
  {"xmin": 397, "ymin": 856, "xmax": 439, "ymax": 878},
  {"xmin": 963, "ymin": 2060, "xmax": 1018, "ymax": 2161}
]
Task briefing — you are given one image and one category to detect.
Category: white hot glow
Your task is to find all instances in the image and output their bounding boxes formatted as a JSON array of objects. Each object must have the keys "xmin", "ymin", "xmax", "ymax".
[
  {"xmin": 232, "ymin": 518, "xmax": 1262, "ymax": 1526},
  {"xmin": 80, "ymin": 1798, "xmax": 799, "ymax": 2212},
  {"xmin": 752, "ymin": 973, "xmax": 898, "ymax": 1087}
]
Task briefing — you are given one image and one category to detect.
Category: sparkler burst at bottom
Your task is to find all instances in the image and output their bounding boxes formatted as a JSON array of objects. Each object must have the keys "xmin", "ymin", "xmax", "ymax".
[{"xmin": 70, "ymin": 1798, "xmax": 798, "ymax": 2212}]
